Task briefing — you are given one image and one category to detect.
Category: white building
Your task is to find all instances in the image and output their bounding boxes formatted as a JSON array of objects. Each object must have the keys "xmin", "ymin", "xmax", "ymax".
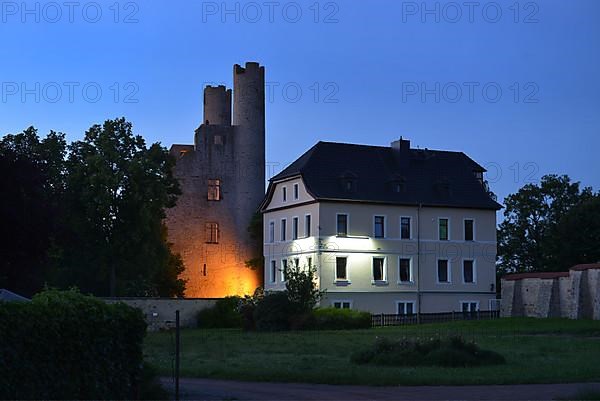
[{"xmin": 260, "ymin": 138, "xmax": 501, "ymax": 315}]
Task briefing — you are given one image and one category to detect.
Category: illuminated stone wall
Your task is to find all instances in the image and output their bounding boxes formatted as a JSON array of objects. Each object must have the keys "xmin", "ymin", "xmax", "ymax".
[
  {"xmin": 501, "ymin": 265, "xmax": 600, "ymax": 320},
  {"xmin": 165, "ymin": 63, "xmax": 265, "ymax": 298}
]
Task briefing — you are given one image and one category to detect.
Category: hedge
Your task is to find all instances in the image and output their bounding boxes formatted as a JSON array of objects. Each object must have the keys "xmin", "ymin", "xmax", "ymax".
[
  {"xmin": 197, "ymin": 296, "xmax": 242, "ymax": 328},
  {"xmin": 0, "ymin": 289, "xmax": 147, "ymax": 400},
  {"xmin": 310, "ymin": 307, "xmax": 372, "ymax": 330}
]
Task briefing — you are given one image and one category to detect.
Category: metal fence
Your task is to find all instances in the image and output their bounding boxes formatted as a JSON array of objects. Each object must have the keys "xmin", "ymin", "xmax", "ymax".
[{"xmin": 371, "ymin": 310, "xmax": 500, "ymax": 327}]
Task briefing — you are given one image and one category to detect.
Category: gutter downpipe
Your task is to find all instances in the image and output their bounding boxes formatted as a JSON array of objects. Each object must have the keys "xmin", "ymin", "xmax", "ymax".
[{"xmin": 417, "ymin": 203, "xmax": 422, "ymax": 324}]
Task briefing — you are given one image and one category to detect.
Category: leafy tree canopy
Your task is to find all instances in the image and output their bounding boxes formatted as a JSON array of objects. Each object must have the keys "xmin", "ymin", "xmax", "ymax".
[
  {"xmin": 497, "ymin": 174, "xmax": 596, "ymax": 274},
  {"xmin": 0, "ymin": 118, "xmax": 186, "ymax": 297}
]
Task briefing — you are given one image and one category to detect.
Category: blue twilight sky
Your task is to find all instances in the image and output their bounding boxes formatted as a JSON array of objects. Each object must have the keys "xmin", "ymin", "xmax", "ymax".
[{"xmin": 1, "ymin": 0, "xmax": 599, "ymax": 210}]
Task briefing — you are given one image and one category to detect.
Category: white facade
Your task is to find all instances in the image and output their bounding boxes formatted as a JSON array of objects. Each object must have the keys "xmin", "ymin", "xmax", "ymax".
[{"xmin": 262, "ymin": 176, "xmax": 498, "ymax": 314}]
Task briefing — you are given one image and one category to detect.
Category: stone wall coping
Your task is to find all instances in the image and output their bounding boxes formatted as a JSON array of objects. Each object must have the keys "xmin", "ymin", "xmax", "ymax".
[
  {"xmin": 503, "ymin": 272, "xmax": 569, "ymax": 281},
  {"xmin": 571, "ymin": 263, "xmax": 600, "ymax": 271}
]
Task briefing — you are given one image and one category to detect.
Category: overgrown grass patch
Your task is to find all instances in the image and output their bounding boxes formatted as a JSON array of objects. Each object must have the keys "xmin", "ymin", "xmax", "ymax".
[
  {"xmin": 145, "ymin": 318, "xmax": 600, "ymax": 386},
  {"xmin": 351, "ymin": 336, "xmax": 505, "ymax": 367}
]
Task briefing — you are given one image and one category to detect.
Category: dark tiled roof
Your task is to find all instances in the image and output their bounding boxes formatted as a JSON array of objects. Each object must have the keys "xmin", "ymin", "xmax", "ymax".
[{"xmin": 265, "ymin": 141, "xmax": 501, "ymax": 210}]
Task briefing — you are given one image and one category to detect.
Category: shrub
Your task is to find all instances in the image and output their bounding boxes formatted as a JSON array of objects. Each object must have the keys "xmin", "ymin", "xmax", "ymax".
[
  {"xmin": 284, "ymin": 265, "xmax": 323, "ymax": 314},
  {"xmin": 0, "ymin": 289, "xmax": 148, "ymax": 400},
  {"xmin": 197, "ymin": 296, "xmax": 242, "ymax": 328},
  {"xmin": 310, "ymin": 307, "xmax": 372, "ymax": 330},
  {"xmin": 351, "ymin": 336, "xmax": 505, "ymax": 367},
  {"xmin": 254, "ymin": 292, "xmax": 294, "ymax": 331},
  {"xmin": 239, "ymin": 287, "xmax": 264, "ymax": 331}
]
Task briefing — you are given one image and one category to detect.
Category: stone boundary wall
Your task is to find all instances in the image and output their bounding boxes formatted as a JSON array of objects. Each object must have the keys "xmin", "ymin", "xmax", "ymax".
[
  {"xmin": 501, "ymin": 264, "xmax": 600, "ymax": 320},
  {"xmin": 103, "ymin": 298, "xmax": 219, "ymax": 331}
]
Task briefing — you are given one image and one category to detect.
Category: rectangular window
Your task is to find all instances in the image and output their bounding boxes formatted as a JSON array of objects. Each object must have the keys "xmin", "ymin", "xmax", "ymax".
[
  {"xmin": 398, "ymin": 258, "xmax": 412, "ymax": 283},
  {"xmin": 337, "ymin": 214, "xmax": 348, "ymax": 236},
  {"xmin": 463, "ymin": 260, "xmax": 475, "ymax": 283},
  {"xmin": 205, "ymin": 222, "xmax": 219, "ymax": 244},
  {"xmin": 307, "ymin": 257, "xmax": 312, "ymax": 268},
  {"xmin": 335, "ymin": 257, "xmax": 347, "ymax": 280},
  {"xmin": 293, "ymin": 258, "xmax": 299, "ymax": 269},
  {"xmin": 305, "ymin": 215, "xmax": 311, "ymax": 237},
  {"xmin": 397, "ymin": 301, "xmax": 415, "ymax": 315},
  {"xmin": 292, "ymin": 217, "xmax": 299, "ymax": 240},
  {"xmin": 293, "ymin": 183, "xmax": 299, "ymax": 200},
  {"xmin": 464, "ymin": 219, "xmax": 474, "ymax": 241},
  {"xmin": 333, "ymin": 301, "xmax": 351, "ymax": 309},
  {"xmin": 372, "ymin": 257, "xmax": 386, "ymax": 282},
  {"xmin": 439, "ymin": 218, "xmax": 449, "ymax": 241},
  {"xmin": 374, "ymin": 216, "xmax": 385, "ymax": 238},
  {"xmin": 282, "ymin": 187, "xmax": 287, "ymax": 202},
  {"xmin": 207, "ymin": 179, "xmax": 221, "ymax": 201},
  {"xmin": 400, "ymin": 217, "xmax": 411, "ymax": 239},
  {"xmin": 461, "ymin": 301, "xmax": 478, "ymax": 313},
  {"xmin": 281, "ymin": 259, "xmax": 288, "ymax": 282},
  {"xmin": 437, "ymin": 259, "xmax": 450, "ymax": 283},
  {"xmin": 268, "ymin": 221, "xmax": 275, "ymax": 243},
  {"xmin": 281, "ymin": 219, "xmax": 286, "ymax": 241},
  {"xmin": 270, "ymin": 260, "xmax": 277, "ymax": 283}
]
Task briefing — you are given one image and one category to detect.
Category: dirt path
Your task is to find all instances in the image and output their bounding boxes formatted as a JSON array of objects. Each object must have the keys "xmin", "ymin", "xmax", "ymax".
[{"xmin": 160, "ymin": 377, "xmax": 600, "ymax": 401}]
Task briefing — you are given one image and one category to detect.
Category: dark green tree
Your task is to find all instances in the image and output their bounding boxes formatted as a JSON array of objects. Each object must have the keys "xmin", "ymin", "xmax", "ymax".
[
  {"xmin": 552, "ymin": 196, "xmax": 600, "ymax": 268},
  {"xmin": 0, "ymin": 128, "xmax": 67, "ymax": 296},
  {"xmin": 56, "ymin": 118, "xmax": 185, "ymax": 296},
  {"xmin": 497, "ymin": 174, "xmax": 594, "ymax": 274},
  {"xmin": 245, "ymin": 212, "xmax": 264, "ymax": 270}
]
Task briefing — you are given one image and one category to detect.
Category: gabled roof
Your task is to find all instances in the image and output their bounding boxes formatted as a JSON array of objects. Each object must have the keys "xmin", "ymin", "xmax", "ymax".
[{"xmin": 262, "ymin": 141, "xmax": 501, "ymax": 211}]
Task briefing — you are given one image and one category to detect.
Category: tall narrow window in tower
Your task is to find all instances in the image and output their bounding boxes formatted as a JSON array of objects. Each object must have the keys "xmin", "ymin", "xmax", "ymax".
[
  {"xmin": 207, "ymin": 179, "xmax": 221, "ymax": 201},
  {"xmin": 205, "ymin": 222, "xmax": 219, "ymax": 244},
  {"xmin": 374, "ymin": 216, "xmax": 385, "ymax": 238},
  {"xmin": 293, "ymin": 183, "xmax": 299, "ymax": 199},
  {"xmin": 292, "ymin": 217, "xmax": 299, "ymax": 240}
]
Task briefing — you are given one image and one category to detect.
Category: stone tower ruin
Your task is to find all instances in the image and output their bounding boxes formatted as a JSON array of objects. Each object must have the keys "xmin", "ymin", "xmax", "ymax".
[{"xmin": 166, "ymin": 62, "xmax": 265, "ymax": 298}]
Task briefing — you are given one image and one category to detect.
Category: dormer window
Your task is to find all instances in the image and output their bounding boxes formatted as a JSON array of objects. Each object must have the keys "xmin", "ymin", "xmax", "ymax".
[
  {"xmin": 474, "ymin": 171, "xmax": 483, "ymax": 185},
  {"xmin": 390, "ymin": 176, "xmax": 407, "ymax": 193},
  {"xmin": 339, "ymin": 171, "xmax": 357, "ymax": 193}
]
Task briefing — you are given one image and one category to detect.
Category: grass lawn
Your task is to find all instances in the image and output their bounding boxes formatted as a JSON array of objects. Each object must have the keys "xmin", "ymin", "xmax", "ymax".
[{"xmin": 144, "ymin": 318, "xmax": 600, "ymax": 386}]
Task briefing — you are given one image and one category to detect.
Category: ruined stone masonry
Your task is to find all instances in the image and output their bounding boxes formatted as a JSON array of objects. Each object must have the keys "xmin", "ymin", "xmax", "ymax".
[
  {"xmin": 501, "ymin": 263, "xmax": 600, "ymax": 320},
  {"xmin": 165, "ymin": 62, "xmax": 265, "ymax": 298}
]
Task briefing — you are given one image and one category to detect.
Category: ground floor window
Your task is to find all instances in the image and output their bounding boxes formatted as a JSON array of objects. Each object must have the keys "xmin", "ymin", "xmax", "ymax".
[
  {"xmin": 332, "ymin": 300, "xmax": 352, "ymax": 309},
  {"xmin": 397, "ymin": 301, "xmax": 415, "ymax": 315},
  {"xmin": 461, "ymin": 301, "xmax": 479, "ymax": 313},
  {"xmin": 270, "ymin": 260, "xmax": 276, "ymax": 284}
]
